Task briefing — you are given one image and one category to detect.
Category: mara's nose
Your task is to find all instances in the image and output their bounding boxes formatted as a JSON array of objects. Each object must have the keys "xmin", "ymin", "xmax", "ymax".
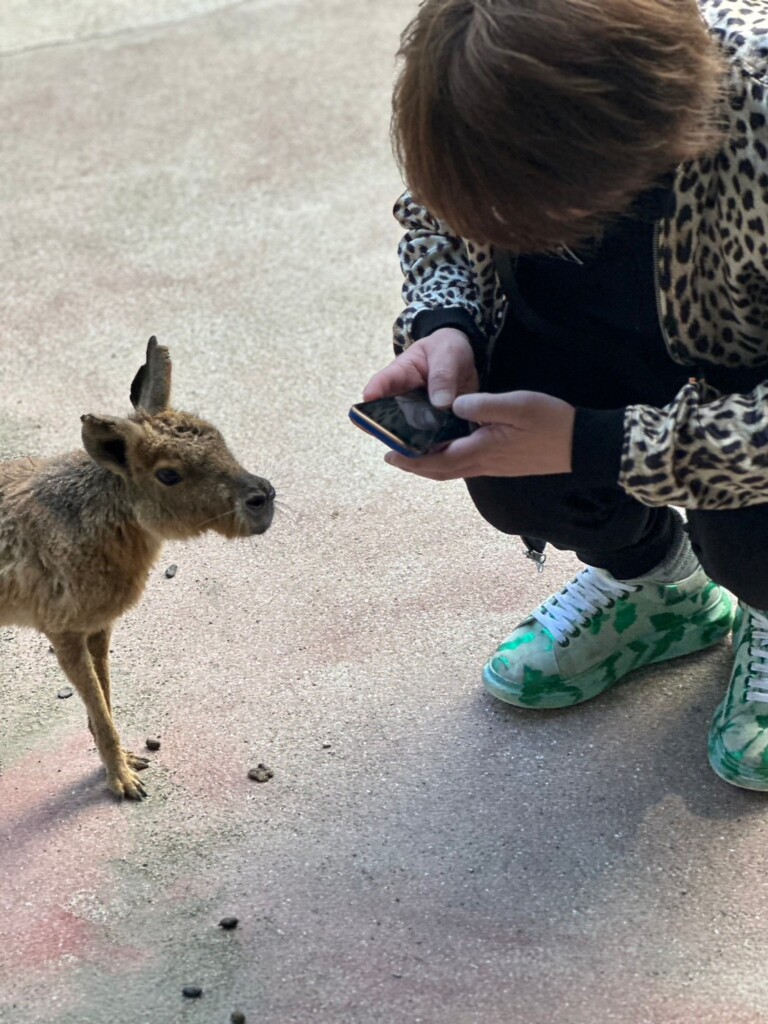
[{"xmin": 245, "ymin": 481, "xmax": 275, "ymax": 511}]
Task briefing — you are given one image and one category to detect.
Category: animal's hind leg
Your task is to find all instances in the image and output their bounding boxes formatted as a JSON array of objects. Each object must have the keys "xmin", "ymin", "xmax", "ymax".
[
  {"xmin": 49, "ymin": 630, "xmax": 146, "ymax": 800},
  {"xmin": 87, "ymin": 629, "xmax": 149, "ymax": 773}
]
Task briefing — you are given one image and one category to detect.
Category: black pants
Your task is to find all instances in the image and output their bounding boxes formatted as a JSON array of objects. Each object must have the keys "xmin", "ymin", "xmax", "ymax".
[{"xmin": 466, "ymin": 314, "xmax": 768, "ymax": 609}]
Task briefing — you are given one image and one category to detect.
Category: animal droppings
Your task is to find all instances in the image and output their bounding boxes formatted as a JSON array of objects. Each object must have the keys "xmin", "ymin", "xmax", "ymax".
[
  {"xmin": 231, "ymin": 1012, "xmax": 247, "ymax": 1024},
  {"xmin": 145, "ymin": 737, "xmax": 161, "ymax": 751},
  {"xmin": 182, "ymin": 986, "xmax": 203, "ymax": 999},
  {"xmin": 219, "ymin": 916, "xmax": 239, "ymax": 930},
  {"xmin": 247, "ymin": 764, "xmax": 274, "ymax": 783},
  {"xmin": 57, "ymin": 687, "xmax": 74, "ymax": 699},
  {"xmin": 165, "ymin": 564, "xmax": 178, "ymax": 578}
]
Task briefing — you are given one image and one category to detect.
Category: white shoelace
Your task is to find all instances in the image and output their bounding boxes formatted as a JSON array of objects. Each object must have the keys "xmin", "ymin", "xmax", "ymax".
[
  {"xmin": 746, "ymin": 608, "xmax": 768, "ymax": 703},
  {"xmin": 532, "ymin": 566, "xmax": 640, "ymax": 645}
]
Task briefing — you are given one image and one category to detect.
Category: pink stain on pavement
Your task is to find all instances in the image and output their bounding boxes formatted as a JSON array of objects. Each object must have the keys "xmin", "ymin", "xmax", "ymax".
[{"xmin": 0, "ymin": 731, "xmax": 146, "ymax": 982}]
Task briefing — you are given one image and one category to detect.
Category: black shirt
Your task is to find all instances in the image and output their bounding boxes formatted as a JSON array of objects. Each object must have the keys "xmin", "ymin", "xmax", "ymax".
[{"xmin": 497, "ymin": 180, "xmax": 679, "ymax": 484}]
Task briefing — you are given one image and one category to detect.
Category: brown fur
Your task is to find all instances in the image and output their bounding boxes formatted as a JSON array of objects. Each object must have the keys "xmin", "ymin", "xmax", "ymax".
[{"xmin": 0, "ymin": 338, "xmax": 274, "ymax": 800}]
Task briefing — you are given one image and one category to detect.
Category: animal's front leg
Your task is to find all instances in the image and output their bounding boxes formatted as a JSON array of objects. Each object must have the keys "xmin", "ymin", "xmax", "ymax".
[
  {"xmin": 48, "ymin": 631, "xmax": 146, "ymax": 800},
  {"xmin": 87, "ymin": 629, "xmax": 149, "ymax": 773}
]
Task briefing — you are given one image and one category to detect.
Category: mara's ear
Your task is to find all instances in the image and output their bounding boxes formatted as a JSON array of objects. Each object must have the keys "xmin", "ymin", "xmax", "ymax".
[
  {"xmin": 81, "ymin": 414, "xmax": 142, "ymax": 477},
  {"xmin": 130, "ymin": 335, "xmax": 172, "ymax": 413}
]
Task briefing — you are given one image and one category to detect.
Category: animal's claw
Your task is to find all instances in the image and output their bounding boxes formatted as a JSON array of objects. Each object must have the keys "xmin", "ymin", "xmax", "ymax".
[
  {"xmin": 108, "ymin": 765, "xmax": 148, "ymax": 800},
  {"xmin": 124, "ymin": 750, "xmax": 150, "ymax": 771},
  {"xmin": 125, "ymin": 779, "xmax": 147, "ymax": 800}
]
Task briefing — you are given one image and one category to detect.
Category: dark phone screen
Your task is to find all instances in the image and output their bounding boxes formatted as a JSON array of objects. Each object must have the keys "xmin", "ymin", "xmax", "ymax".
[{"xmin": 352, "ymin": 389, "xmax": 470, "ymax": 453}]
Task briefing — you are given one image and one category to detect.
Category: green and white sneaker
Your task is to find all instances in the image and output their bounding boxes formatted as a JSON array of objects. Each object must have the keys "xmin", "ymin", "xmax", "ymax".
[
  {"xmin": 483, "ymin": 565, "xmax": 734, "ymax": 709},
  {"xmin": 708, "ymin": 603, "xmax": 768, "ymax": 791}
]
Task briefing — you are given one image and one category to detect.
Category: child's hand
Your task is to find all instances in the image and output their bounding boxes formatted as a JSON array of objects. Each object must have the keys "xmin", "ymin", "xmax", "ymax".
[
  {"xmin": 384, "ymin": 391, "xmax": 576, "ymax": 479},
  {"xmin": 363, "ymin": 328, "xmax": 479, "ymax": 408}
]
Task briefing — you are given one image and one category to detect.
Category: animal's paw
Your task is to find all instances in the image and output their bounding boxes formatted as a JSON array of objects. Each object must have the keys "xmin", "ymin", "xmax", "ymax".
[
  {"xmin": 124, "ymin": 750, "xmax": 150, "ymax": 771},
  {"xmin": 108, "ymin": 764, "xmax": 148, "ymax": 801}
]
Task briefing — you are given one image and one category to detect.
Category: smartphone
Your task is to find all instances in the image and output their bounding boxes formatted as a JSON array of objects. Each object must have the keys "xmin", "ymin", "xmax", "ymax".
[{"xmin": 349, "ymin": 388, "xmax": 471, "ymax": 458}]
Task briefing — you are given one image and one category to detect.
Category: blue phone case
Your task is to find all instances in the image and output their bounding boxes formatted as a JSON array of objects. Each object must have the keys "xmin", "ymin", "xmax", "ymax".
[{"xmin": 348, "ymin": 408, "xmax": 423, "ymax": 458}]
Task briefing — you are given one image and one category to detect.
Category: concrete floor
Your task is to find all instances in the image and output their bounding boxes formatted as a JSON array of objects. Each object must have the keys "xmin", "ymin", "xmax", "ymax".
[{"xmin": 1, "ymin": 3, "xmax": 768, "ymax": 1022}]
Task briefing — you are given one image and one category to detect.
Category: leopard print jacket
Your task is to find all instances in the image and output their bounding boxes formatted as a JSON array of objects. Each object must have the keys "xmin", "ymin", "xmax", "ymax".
[{"xmin": 392, "ymin": 0, "xmax": 768, "ymax": 511}]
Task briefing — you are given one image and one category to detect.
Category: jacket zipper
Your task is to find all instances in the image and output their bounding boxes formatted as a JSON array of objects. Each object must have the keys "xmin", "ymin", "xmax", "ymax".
[{"xmin": 652, "ymin": 220, "xmax": 669, "ymax": 352}]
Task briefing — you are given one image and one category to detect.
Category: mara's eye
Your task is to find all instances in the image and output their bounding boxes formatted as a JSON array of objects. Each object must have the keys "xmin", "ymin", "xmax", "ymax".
[{"xmin": 155, "ymin": 467, "xmax": 183, "ymax": 486}]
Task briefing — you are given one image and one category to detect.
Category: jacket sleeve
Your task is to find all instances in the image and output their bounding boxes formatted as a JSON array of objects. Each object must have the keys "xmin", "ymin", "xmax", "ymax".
[
  {"xmin": 392, "ymin": 191, "xmax": 506, "ymax": 358},
  {"xmin": 620, "ymin": 379, "xmax": 768, "ymax": 510}
]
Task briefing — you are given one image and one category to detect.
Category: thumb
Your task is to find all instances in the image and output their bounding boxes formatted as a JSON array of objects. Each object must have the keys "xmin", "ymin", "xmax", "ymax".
[{"xmin": 452, "ymin": 391, "xmax": 526, "ymax": 425}]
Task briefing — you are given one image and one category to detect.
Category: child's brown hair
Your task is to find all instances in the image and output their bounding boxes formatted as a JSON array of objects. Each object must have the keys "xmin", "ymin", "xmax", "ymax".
[{"xmin": 392, "ymin": 0, "xmax": 725, "ymax": 252}]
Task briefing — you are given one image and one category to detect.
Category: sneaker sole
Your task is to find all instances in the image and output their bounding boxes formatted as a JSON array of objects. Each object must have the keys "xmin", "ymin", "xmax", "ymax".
[
  {"xmin": 483, "ymin": 591, "xmax": 735, "ymax": 710},
  {"xmin": 708, "ymin": 717, "xmax": 768, "ymax": 791}
]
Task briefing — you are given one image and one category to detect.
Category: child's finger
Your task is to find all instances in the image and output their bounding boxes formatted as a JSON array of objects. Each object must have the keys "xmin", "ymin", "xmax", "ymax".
[
  {"xmin": 384, "ymin": 430, "xmax": 491, "ymax": 480},
  {"xmin": 453, "ymin": 391, "xmax": 525, "ymax": 425},
  {"xmin": 362, "ymin": 359, "xmax": 425, "ymax": 401}
]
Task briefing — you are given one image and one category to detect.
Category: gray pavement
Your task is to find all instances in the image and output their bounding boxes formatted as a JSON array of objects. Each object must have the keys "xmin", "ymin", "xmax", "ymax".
[{"xmin": 1, "ymin": 3, "xmax": 768, "ymax": 1023}]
